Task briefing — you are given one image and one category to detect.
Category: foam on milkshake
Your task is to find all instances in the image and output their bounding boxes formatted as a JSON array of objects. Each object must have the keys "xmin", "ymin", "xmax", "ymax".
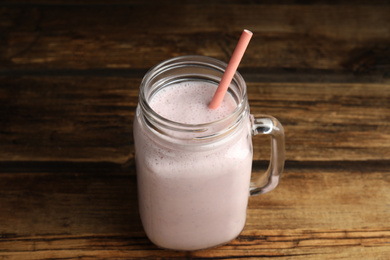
[{"xmin": 150, "ymin": 81, "xmax": 236, "ymax": 124}]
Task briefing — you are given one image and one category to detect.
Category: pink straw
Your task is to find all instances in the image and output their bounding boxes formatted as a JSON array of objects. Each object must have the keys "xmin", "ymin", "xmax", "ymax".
[{"xmin": 209, "ymin": 29, "xmax": 253, "ymax": 109}]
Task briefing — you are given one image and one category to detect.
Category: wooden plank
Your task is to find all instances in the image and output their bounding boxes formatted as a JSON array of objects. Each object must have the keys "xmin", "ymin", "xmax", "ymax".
[
  {"xmin": 0, "ymin": 234, "xmax": 389, "ymax": 259},
  {"xmin": 1, "ymin": 4, "xmax": 389, "ymax": 76},
  {"xmin": 0, "ymin": 77, "xmax": 389, "ymax": 163},
  {"xmin": 0, "ymin": 163, "xmax": 389, "ymax": 259},
  {"xmin": 0, "ymin": 172, "xmax": 142, "ymax": 236},
  {"xmin": 3, "ymin": 0, "xmax": 390, "ymax": 5},
  {"xmin": 248, "ymin": 82, "xmax": 390, "ymax": 161},
  {"xmin": 249, "ymin": 161, "xmax": 390, "ymax": 230},
  {"xmin": 0, "ymin": 77, "xmax": 137, "ymax": 164}
]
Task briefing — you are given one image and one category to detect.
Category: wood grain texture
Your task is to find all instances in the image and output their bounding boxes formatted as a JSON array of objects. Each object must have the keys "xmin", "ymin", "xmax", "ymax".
[
  {"xmin": 1, "ymin": 0, "xmax": 390, "ymax": 259},
  {"xmin": 0, "ymin": 163, "xmax": 389, "ymax": 259},
  {"xmin": 1, "ymin": 4, "xmax": 389, "ymax": 77},
  {"xmin": 0, "ymin": 77, "xmax": 137, "ymax": 163},
  {"xmin": 0, "ymin": 77, "xmax": 388, "ymax": 163}
]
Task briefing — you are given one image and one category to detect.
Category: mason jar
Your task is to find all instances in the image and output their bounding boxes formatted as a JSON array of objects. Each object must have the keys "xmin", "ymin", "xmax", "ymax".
[{"xmin": 133, "ymin": 55, "xmax": 285, "ymax": 251}]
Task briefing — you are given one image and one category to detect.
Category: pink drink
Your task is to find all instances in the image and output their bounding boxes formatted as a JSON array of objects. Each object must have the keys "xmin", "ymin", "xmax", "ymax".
[
  {"xmin": 134, "ymin": 56, "xmax": 285, "ymax": 251},
  {"xmin": 133, "ymin": 81, "xmax": 253, "ymax": 250}
]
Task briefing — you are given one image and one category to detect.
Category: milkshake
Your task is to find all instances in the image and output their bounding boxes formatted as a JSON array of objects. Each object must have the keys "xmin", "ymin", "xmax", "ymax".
[
  {"xmin": 133, "ymin": 55, "xmax": 285, "ymax": 251},
  {"xmin": 134, "ymin": 81, "xmax": 253, "ymax": 250}
]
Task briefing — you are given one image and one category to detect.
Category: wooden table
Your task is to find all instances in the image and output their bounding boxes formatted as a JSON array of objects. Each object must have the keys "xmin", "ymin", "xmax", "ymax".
[{"xmin": 1, "ymin": 1, "xmax": 389, "ymax": 259}]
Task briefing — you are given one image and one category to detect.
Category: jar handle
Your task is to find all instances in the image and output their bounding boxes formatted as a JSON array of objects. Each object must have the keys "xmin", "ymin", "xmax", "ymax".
[{"xmin": 250, "ymin": 114, "xmax": 285, "ymax": 196}]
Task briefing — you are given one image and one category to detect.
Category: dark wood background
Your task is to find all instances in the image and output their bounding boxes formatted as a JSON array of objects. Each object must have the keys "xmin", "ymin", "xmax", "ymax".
[{"xmin": 1, "ymin": 1, "xmax": 389, "ymax": 259}]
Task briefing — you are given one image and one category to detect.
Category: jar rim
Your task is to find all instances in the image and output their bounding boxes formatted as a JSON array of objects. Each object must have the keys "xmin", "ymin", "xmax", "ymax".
[{"xmin": 139, "ymin": 55, "xmax": 248, "ymax": 132}]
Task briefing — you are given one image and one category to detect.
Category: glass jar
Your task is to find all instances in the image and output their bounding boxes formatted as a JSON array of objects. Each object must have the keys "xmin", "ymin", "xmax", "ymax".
[{"xmin": 133, "ymin": 55, "xmax": 284, "ymax": 251}]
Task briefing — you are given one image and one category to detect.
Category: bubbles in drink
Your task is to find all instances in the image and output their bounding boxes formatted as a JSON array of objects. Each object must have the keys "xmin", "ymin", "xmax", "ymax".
[{"xmin": 150, "ymin": 81, "xmax": 236, "ymax": 124}]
